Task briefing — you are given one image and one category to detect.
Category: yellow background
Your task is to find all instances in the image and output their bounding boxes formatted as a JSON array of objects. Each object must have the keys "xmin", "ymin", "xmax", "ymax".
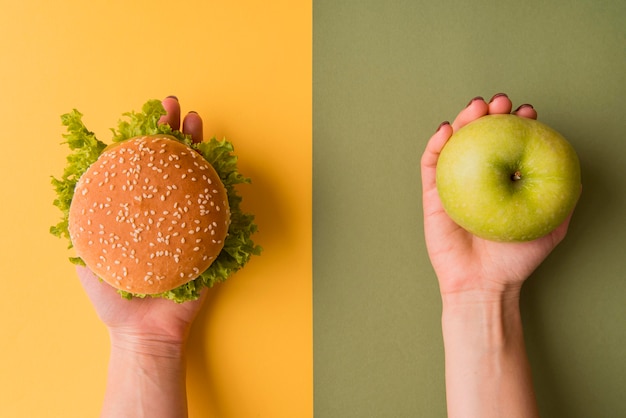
[{"xmin": 0, "ymin": 1, "xmax": 311, "ymax": 417}]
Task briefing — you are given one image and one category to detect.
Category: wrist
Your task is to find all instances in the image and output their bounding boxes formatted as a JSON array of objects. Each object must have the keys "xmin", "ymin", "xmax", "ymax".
[
  {"xmin": 108, "ymin": 329, "xmax": 186, "ymax": 359},
  {"xmin": 439, "ymin": 284, "xmax": 538, "ymax": 418},
  {"xmin": 441, "ymin": 287, "xmax": 524, "ymax": 352},
  {"xmin": 441, "ymin": 282, "xmax": 522, "ymax": 310},
  {"xmin": 102, "ymin": 330, "xmax": 188, "ymax": 418}
]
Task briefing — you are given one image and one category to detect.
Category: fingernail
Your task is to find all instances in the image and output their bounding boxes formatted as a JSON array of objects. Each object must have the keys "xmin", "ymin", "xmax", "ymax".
[
  {"xmin": 436, "ymin": 121, "xmax": 450, "ymax": 132},
  {"xmin": 188, "ymin": 110, "xmax": 198, "ymax": 114},
  {"xmin": 514, "ymin": 103, "xmax": 534, "ymax": 112},
  {"xmin": 489, "ymin": 93, "xmax": 508, "ymax": 103},
  {"xmin": 466, "ymin": 96, "xmax": 484, "ymax": 107},
  {"xmin": 166, "ymin": 95, "xmax": 178, "ymax": 101}
]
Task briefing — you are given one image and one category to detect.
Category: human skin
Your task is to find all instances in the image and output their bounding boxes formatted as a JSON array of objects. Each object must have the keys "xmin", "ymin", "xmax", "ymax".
[
  {"xmin": 421, "ymin": 93, "xmax": 579, "ymax": 418},
  {"xmin": 76, "ymin": 96, "xmax": 206, "ymax": 418}
]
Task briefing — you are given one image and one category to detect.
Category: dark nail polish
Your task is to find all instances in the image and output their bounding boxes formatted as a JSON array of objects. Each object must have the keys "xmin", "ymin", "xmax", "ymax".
[
  {"xmin": 514, "ymin": 103, "xmax": 534, "ymax": 112},
  {"xmin": 166, "ymin": 95, "xmax": 178, "ymax": 101},
  {"xmin": 437, "ymin": 121, "xmax": 450, "ymax": 132},
  {"xmin": 188, "ymin": 111, "xmax": 198, "ymax": 114},
  {"xmin": 489, "ymin": 93, "xmax": 508, "ymax": 103},
  {"xmin": 466, "ymin": 96, "xmax": 484, "ymax": 107}
]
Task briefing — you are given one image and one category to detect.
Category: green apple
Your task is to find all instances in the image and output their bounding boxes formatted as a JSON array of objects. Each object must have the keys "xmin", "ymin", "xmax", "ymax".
[{"xmin": 436, "ymin": 114, "xmax": 581, "ymax": 242}]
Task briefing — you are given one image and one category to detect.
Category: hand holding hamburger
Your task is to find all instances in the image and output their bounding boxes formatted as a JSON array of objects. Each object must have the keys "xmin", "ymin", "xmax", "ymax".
[{"xmin": 52, "ymin": 97, "xmax": 261, "ymax": 303}]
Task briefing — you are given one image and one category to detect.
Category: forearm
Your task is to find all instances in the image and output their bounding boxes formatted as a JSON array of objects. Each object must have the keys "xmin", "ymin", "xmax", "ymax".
[
  {"xmin": 441, "ymin": 290, "xmax": 539, "ymax": 418},
  {"xmin": 101, "ymin": 332, "xmax": 188, "ymax": 418}
]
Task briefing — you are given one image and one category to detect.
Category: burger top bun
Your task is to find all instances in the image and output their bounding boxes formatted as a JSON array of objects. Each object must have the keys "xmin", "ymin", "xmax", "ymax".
[{"xmin": 68, "ymin": 135, "xmax": 231, "ymax": 295}]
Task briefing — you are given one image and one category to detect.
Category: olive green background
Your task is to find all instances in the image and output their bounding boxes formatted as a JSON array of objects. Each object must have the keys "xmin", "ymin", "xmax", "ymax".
[{"xmin": 313, "ymin": 0, "xmax": 625, "ymax": 417}]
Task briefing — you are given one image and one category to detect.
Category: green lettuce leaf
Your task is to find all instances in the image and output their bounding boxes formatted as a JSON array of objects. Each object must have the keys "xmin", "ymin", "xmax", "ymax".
[
  {"xmin": 50, "ymin": 110, "xmax": 107, "ymax": 244},
  {"xmin": 51, "ymin": 100, "xmax": 261, "ymax": 303}
]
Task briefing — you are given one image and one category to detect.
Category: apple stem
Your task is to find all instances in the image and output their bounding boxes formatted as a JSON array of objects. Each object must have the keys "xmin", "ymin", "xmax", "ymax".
[{"xmin": 511, "ymin": 171, "xmax": 522, "ymax": 181}]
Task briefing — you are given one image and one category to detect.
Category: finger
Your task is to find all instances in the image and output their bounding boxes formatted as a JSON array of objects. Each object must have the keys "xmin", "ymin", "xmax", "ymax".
[
  {"xmin": 182, "ymin": 111, "xmax": 204, "ymax": 144},
  {"xmin": 451, "ymin": 97, "xmax": 489, "ymax": 131},
  {"xmin": 487, "ymin": 93, "xmax": 513, "ymax": 114},
  {"xmin": 421, "ymin": 122, "xmax": 467, "ymax": 247},
  {"xmin": 512, "ymin": 104, "xmax": 537, "ymax": 120},
  {"xmin": 159, "ymin": 96, "xmax": 181, "ymax": 130},
  {"xmin": 421, "ymin": 121, "xmax": 453, "ymax": 192}
]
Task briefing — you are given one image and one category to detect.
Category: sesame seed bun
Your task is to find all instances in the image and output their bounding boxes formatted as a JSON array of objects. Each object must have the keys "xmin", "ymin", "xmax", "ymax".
[{"xmin": 68, "ymin": 134, "xmax": 231, "ymax": 295}]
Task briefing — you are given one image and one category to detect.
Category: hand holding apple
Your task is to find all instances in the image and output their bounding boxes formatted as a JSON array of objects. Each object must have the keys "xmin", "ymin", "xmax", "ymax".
[
  {"xmin": 436, "ymin": 113, "xmax": 580, "ymax": 242},
  {"xmin": 421, "ymin": 95, "xmax": 581, "ymax": 297}
]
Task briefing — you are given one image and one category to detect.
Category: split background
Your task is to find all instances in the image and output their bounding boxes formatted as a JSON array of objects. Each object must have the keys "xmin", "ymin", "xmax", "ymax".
[{"xmin": 1, "ymin": 0, "xmax": 625, "ymax": 417}]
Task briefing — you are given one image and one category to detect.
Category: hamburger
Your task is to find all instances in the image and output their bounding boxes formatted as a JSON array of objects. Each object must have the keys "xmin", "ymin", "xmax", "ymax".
[{"xmin": 51, "ymin": 100, "xmax": 261, "ymax": 302}]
